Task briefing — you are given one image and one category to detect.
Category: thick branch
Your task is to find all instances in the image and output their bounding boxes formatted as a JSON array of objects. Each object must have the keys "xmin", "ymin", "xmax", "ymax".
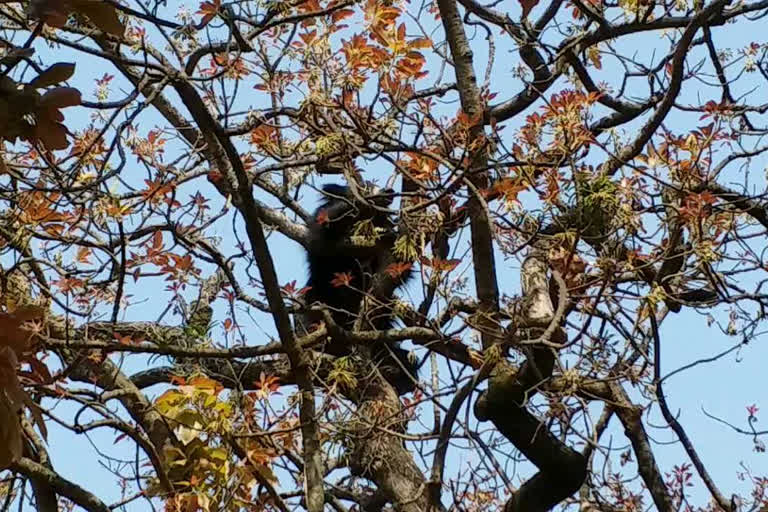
[
  {"xmin": 171, "ymin": 77, "xmax": 325, "ymax": 512},
  {"xmin": 11, "ymin": 458, "xmax": 111, "ymax": 512},
  {"xmin": 475, "ymin": 253, "xmax": 587, "ymax": 511},
  {"xmin": 437, "ymin": 0, "xmax": 500, "ymax": 351},
  {"xmin": 609, "ymin": 382, "xmax": 675, "ymax": 512}
]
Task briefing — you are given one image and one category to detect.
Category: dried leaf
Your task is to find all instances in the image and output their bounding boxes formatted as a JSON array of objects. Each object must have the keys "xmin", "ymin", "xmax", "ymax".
[
  {"xmin": 72, "ymin": 0, "xmax": 125, "ymax": 37},
  {"xmin": 28, "ymin": 62, "xmax": 76, "ymax": 89},
  {"xmin": 0, "ymin": 306, "xmax": 45, "ymax": 354},
  {"xmin": 0, "ymin": 345, "xmax": 26, "ymax": 470},
  {"xmin": 0, "ymin": 47, "xmax": 35, "ymax": 65},
  {"xmin": 29, "ymin": 0, "xmax": 70, "ymax": 27},
  {"xmin": 520, "ymin": 0, "xmax": 540, "ymax": 18},
  {"xmin": 35, "ymin": 120, "xmax": 69, "ymax": 151},
  {"xmin": 0, "ymin": 397, "xmax": 22, "ymax": 470},
  {"xmin": 25, "ymin": 400, "xmax": 48, "ymax": 442},
  {"xmin": 39, "ymin": 87, "xmax": 82, "ymax": 109}
]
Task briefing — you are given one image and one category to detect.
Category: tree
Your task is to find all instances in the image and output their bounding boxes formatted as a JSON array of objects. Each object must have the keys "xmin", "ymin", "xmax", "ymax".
[{"xmin": 0, "ymin": 0, "xmax": 766, "ymax": 510}]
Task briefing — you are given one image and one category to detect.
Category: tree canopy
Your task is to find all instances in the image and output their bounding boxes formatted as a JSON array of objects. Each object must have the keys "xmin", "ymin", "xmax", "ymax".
[{"xmin": 0, "ymin": 0, "xmax": 767, "ymax": 510}]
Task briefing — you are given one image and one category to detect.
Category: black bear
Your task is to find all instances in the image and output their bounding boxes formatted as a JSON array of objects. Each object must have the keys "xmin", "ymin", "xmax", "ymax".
[{"xmin": 298, "ymin": 182, "xmax": 418, "ymax": 395}]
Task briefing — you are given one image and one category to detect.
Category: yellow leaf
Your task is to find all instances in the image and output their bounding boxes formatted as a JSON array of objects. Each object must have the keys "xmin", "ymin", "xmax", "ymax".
[
  {"xmin": 154, "ymin": 389, "xmax": 185, "ymax": 412},
  {"xmin": 587, "ymin": 46, "xmax": 602, "ymax": 70},
  {"xmin": 188, "ymin": 376, "xmax": 223, "ymax": 395},
  {"xmin": 196, "ymin": 493, "xmax": 210, "ymax": 512},
  {"xmin": 176, "ymin": 423, "xmax": 200, "ymax": 445},
  {"xmin": 209, "ymin": 447, "xmax": 228, "ymax": 461}
]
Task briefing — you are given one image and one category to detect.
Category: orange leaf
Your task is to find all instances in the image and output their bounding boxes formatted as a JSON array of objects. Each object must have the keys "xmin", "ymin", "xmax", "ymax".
[
  {"xmin": 331, "ymin": 8, "xmax": 355, "ymax": 22},
  {"xmin": 299, "ymin": 30, "xmax": 317, "ymax": 45},
  {"xmin": 331, "ymin": 272, "xmax": 353, "ymax": 287},
  {"xmin": 113, "ymin": 333, "xmax": 133, "ymax": 345},
  {"xmin": 197, "ymin": 0, "xmax": 222, "ymax": 26},
  {"xmin": 76, "ymin": 247, "xmax": 92, "ymax": 264},
  {"xmin": 385, "ymin": 262, "xmax": 412, "ymax": 278}
]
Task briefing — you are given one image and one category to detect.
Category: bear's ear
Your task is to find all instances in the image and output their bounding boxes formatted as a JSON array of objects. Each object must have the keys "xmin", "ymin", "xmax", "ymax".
[{"xmin": 321, "ymin": 184, "xmax": 349, "ymax": 197}]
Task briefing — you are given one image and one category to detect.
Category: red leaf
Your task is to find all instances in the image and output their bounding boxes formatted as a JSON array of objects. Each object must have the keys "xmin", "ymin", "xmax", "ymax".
[{"xmin": 331, "ymin": 272, "xmax": 353, "ymax": 287}]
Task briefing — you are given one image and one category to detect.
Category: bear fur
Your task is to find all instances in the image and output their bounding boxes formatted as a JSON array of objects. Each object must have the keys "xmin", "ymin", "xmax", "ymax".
[{"xmin": 298, "ymin": 182, "xmax": 418, "ymax": 395}]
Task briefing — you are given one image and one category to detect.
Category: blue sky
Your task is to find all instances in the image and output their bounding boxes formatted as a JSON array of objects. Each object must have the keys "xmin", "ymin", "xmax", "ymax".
[{"xmin": 5, "ymin": 0, "xmax": 768, "ymax": 509}]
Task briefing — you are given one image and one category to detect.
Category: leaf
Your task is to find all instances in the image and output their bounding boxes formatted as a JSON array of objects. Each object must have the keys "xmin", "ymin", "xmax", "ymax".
[
  {"xmin": 409, "ymin": 37, "xmax": 432, "ymax": 49},
  {"xmin": 331, "ymin": 272, "xmax": 353, "ymax": 287},
  {"xmin": 587, "ymin": 46, "xmax": 602, "ymax": 70},
  {"xmin": 25, "ymin": 400, "xmax": 48, "ymax": 442},
  {"xmin": 175, "ymin": 423, "xmax": 200, "ymax": 445},
  {"xmin": 39, "ymin": 87, "xmax": 82, "ymax": 109},
  {"xmin": 519, "ymin": 0, "xmax": 540, "ymax": 18},
  {"xmin": 0, "ymin": 306, "xmax": 45, "ymax": 354},
  {"xmin": 197, "ymin": 0, "xmax": 222, "ymax": 27},
  {"xmin": 0, "ymin": 47, "xmax": 35, "ymax": 65},
  {"xmin": 28, "ymin": 62, "xmax": 76, "ymax": 89},
  {"xmin": 35, "ymin": 120, "xmax": 69, "ymax": 151},
  {"xmin": 0, "ymin": 397, "xmax": 22, "ymax": 470},
  {"xmin": 331, "ymin": 8, "xmax": 355, "ymax": 22},
  {"xmin": 72, "ymin": 0, "xmax": 125, "ymax": 37},
  {"xmin": 30, "ymin": 0, "xmax": 71, "ymax": 27},
  {"xmin": 187, "ymin": 376, "xmax": 223, "ymax": 395}
]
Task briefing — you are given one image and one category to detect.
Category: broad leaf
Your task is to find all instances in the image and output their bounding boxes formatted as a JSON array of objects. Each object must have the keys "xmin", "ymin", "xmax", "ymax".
[{"xmin": 28, "ymin": 62, "xmax": 76, "ymax": 89}]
